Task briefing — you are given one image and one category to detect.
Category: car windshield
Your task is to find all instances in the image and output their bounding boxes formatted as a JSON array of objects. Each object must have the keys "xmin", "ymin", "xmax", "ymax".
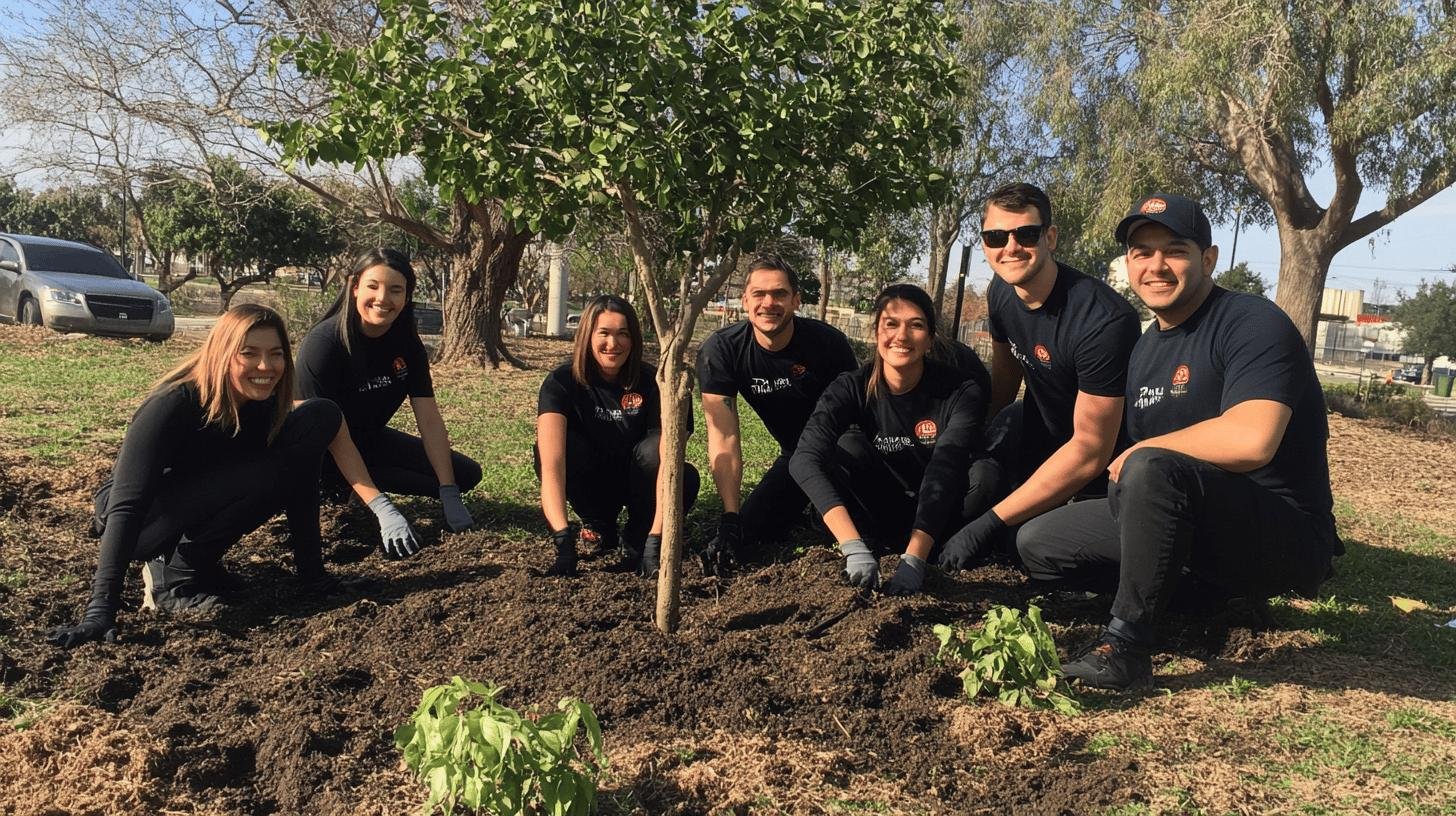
[{"xmin": 21, "ymin": 243, "xmax": 130, "ymax": 279}]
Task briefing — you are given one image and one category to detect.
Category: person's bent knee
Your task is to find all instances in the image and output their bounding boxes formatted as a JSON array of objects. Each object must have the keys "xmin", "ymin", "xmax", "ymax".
[
  {"xmin": 1015, "ymin": 516, "xmax": 1064, "ymax": 582},
  {"xmin": 1117, "ymin": 447, "xmax": 1195, "ymax": 497},
  {"xmin": 282, "ymin": 398, "xmax": 342, "ymax": 453},
  {"xmin": 454, "ymin": 453, "xmax": 483, "ymax": 492},
  {"xmin": 633, "ymin": 432, "xmax": 663, "ymax": 471}
]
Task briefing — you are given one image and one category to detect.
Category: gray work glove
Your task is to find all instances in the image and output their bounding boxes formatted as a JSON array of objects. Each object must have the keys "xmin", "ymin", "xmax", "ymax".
[
  {"xmin": 839, "ymin": 539, "xmax": 880, "ymax": 591},
  {"xmin": 882, "ymin": 553, "xmax": 927, "ymax": 596},
  {"xmin": 45, "ymin": 602, "xmax": 118, "ymax": 649},
  {"xmin": 438, "ymin": 484, "xmax": 475, "ymax": 532},
  {"xmin": 638, "ymin": 534, "xmax": 662, "ymax": 579},
  {"xmin": 367, "ymin": 494, "xmax": 420, "ymax": 559}
]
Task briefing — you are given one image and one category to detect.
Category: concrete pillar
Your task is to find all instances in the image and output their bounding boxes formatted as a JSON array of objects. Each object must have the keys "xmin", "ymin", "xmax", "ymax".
[{"xmin": 545, "ymin": 242, "xmax": 570, "ymax": 337}]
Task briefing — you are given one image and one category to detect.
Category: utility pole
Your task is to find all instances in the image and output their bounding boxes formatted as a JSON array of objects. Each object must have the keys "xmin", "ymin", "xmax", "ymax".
[
  {"xmin": 546, "ymin": 242, "xmax": 570, "ymax": 337},
  {"xmin": 1227, "ymin": 205, "xmax": 1243, "ymax": 271},
  {"xmin": 949, "ymin": 243, "xmax": 973, "ymax": 342}
]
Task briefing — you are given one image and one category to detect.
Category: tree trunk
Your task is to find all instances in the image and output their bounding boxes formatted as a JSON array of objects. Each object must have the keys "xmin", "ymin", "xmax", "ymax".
[
  {"xmin": 653, "ymin": 336, "xmax": 694, "ymax": 633},
  {"xmin": 926, "ymin": 205, "xmax": 959, "ymax": 314},
  {"xmin": 1271, "ymin": 222, "xmax": 1337, "ymax": 352},
  {"xmin": 436, "ymin": 199, "xmax": 533, "ymax": 368}
]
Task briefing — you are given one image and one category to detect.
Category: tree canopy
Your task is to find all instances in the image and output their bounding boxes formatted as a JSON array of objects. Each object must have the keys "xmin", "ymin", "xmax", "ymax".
[
  {"xmin": 1215, "ymin": 262, "xmax": 1270, "ymax": 297},
  {"xmin": 1029, "ymin": 0, "xmax": 1456, "ymax": 347},
  {"xmin": 1393, "ymin": 279, "xmax": 1456, "ymax": 368}
]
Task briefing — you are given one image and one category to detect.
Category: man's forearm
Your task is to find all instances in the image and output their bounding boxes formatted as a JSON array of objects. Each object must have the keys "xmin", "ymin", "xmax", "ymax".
[
  {"xmin": 993, "ymin": 437, "xmax": 1109, "ymax": 525},
  {"xmin": 708, "ymin": 443, "xmax": 744, "ymax": 513}
]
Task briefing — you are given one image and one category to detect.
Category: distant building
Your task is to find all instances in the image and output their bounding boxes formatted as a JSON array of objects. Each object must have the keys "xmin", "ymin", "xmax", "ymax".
[{"xmin": 1319, "ymin": 288, "xmax": 1364, "ymax": 322}]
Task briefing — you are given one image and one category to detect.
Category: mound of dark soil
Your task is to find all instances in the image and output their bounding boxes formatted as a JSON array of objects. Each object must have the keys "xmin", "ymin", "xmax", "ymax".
[{"xmin": 0, "ymin": 457, "xmax": 1252, "ymax": 815}]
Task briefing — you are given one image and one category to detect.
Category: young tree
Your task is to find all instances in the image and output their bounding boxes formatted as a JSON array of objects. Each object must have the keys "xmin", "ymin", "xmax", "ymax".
[
  {"xmin": 1215, "ymin": 262, "xmax": 1269, "ymax": 297},
  {"xmin": 1392, "ymin": 280, "xmax": 1456, "ymax": 383},
  {"xmin": 280, "ymin": 0, "xmax": 961, "ymax": 631},
  {"xmin": 1031, "ymin": 0, "xmax": 1456, "ymax": 348}
]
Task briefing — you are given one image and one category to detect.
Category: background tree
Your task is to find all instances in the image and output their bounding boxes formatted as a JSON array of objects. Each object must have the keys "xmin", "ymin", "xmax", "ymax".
[
  {"xmin": 1392, "ymin": 280, "xmax": 1456, "ymax": 383},
  {"xmin": 847, "ymin": 211, "xmax": 929, "ymax": 311},
  {"xmin": 924, "ymin": 0, "xmax": 1042, "ymax": 313},
  {"xmin": 1031, "ymin": 0, "xmax": 1456, "ymax": 348},
  {"xmin": 1215, "ymin": 262, "xmax": 1270, "ymax": 297}
]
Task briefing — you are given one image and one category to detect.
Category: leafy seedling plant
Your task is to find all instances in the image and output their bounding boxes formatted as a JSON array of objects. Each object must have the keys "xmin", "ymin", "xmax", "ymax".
[
  {"xmin": 394, "ymin": 676, "xmax": 607, "ymax": 815},
  {"xmin": 933, "ymin": 604, "xmax": 1081, "ymax": 716}
]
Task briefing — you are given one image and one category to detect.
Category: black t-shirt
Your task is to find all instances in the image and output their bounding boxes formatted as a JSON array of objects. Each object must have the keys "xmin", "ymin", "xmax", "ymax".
[
  {"xmin": 296, "ymin": 318, "xmax": 434, "ymax": 435},
  {"xmin": 1125, "ymin": 286, "xmax": 1334, "ymax": 532},
  {"xmin": 537, "ymin": 363, "xmax": 665, "ymax": 460},
  {"xmin": 791, "ymin": 359, "xmax": 988, "ymax": 540},
  {"xmin": 89, "ymin": 383, "xmax": 277, "ymax": 612},
  {"xmin": 697, "ymin": 316, "xmax": 859, "ymax": 450},
  {"xmin": 988, "ymin": 262, "xmax": 1140, "ymax": 454}
]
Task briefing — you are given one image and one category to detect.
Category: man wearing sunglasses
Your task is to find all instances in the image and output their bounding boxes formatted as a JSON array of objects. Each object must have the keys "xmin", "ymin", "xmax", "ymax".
[
  {"xmin": 1015, "ymin": 193, "xmax": 1338, "ymax": 690},
  {"xmin": 936, "ymin": 182, "xmax": 1141, "ymax": 573}
]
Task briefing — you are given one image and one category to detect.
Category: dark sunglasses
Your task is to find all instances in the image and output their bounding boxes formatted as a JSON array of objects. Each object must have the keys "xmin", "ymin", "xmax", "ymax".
[{"xmin": 980, "ymin": 224, "xmax": 1047, "ymax": 248}]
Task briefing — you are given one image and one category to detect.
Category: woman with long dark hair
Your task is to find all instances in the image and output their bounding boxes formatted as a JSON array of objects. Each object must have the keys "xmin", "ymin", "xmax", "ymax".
[
  {"xmin": 789, "ymin": 284, "xmax": 999, "ymax": 595},
  {"xmin": 47, "ymin": 304, "xmax": 343, "ymax": 648},
  {"xmin": 296, "ymin": 249, "xmax": 481, "ymax": 558},
  {"xmin": 534, "ymin": 295, "xmax": 699, "ymax": 577}
]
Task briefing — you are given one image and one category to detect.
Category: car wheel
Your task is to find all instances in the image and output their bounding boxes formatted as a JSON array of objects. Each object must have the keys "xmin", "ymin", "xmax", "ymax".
[
  {"xmin": 146, "ymin": 333, "xmax": 172, "ymax": 343},
  {"xmin": 19, "ymin": 296, "xmax": 42, "ymax": 326}
]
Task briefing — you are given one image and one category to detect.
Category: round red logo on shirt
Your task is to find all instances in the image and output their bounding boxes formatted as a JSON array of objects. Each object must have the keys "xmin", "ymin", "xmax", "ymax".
[
  {"xmin": 1034, "ymin": 344, "xmax": 1052, "ymax": 364},
  {"xmin": 790, "ymin": 363, "xmax": 807, "ymax": 377},
  {"xmin": 1172, "ymin": 364, "xmax": 1191, "ymax": 386},
  {"xmin": 1140, "ymin": 198, "xmax": 1168, "ymax": 214},
  {"xmin": 392, "ymin": 357, "xmax": 408, "ymax": 377},
  {"xmin": 620, "ymin": 392, "xmax": 645, "ymax": 411},
  {"xmin": 915, "ymin": 419, "xmax": 938, "ymax": 444}
]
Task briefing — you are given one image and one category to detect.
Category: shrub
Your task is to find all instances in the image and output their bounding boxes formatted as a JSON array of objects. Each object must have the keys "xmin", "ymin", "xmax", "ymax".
[
  {"xmin": 394, "ymin": 677, "xmax": 606, "ymax": 816},
  {"xmin": 1323, "ymin": 381, "xmax": 1438, "ymax": 429},
  {"xmin": 933, "ymin": 604, "xmax": 1081, "ymax": 715}
]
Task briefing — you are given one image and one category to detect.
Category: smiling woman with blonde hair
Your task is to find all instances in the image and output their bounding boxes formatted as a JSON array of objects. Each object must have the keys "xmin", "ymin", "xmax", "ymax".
[{"xmin": 47, "ymin": 304, "xmax": 345, "ymax": 649}]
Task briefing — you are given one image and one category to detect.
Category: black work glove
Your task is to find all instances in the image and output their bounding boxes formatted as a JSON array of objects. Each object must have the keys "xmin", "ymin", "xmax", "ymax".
[
  {"xmin": 936, "ymin": 510, "xmax": 1007, "ymax": 572},
  {"xmin": 881, "ymin": 554, "xmax": 928, "ymax": 596},
  {"xmin": 699, "ymin": 512, "xmax": 742, "ymax": 577},
  {"xmin": 545, "ymin": 524, "xmax": 579, "ymax": 577},
  {"xmin": 839, "ymin": 539, "xmax": 880, "ymax": 591},
  {"xmin": 638, "ymin": 534, "xmax": 662, "ymax": 579},
  {"xmin": 45, "ymin": 601, "xmax": 118, "ymax": 649}
]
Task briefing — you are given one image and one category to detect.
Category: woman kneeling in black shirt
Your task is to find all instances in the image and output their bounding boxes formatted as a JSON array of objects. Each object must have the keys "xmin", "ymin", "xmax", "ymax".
[
  {"xmin": 790, "ymin": 284, "xmax": 998, "ymax": 596},
  {"xmin": 296, "ymin": 249, "xmax": 481, "ymax": 559},
  {"xmin": 47, "ymin": 305, "xmax": 344, "ymax": 648},
  {"xmin": 535, "ymin": 295, "xmax": 699, "ymax": 577}
]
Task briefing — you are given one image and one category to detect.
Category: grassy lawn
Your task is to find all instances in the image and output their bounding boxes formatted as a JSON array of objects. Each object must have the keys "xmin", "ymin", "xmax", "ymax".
[{"xmin": 3, "ymin": 324, "xmax": 1456, "ymax": 814}]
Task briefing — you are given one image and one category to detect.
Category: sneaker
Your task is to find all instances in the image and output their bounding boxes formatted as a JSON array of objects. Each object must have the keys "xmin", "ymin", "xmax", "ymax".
[
  {"xmin": 580, "ymin": 523, "xmax": 619, "ymax": 560},
  {"xmin": 1060, "ymin": 631, "xmax": 1152, "ymax": 691},
  {"xmin": 140, "ymin": 559, "xmax": 226, "ymax": 613}
]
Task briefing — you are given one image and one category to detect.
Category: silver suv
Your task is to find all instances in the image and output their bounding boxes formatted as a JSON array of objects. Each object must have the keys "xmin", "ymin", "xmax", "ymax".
[{"xmin": 0, "ymin": 234, "xmax": 174, "ymax": 341}]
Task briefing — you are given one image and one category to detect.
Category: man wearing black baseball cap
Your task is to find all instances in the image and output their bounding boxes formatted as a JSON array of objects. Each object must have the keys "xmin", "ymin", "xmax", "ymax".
[{"xmin": 1016, "ymin": 192, "xmax": 1340, "ymax": 690}]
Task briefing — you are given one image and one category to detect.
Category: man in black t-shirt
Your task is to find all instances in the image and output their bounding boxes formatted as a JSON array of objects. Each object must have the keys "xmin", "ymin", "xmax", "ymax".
[
  {"xmin": 936, "ymin": 183, "xmax": 1140, "ymax": 572},
  {"xmin": 697, "ymin": 254, "xmax": 859, "ymax": 569},
  {"xmin": 1019, "ymin": 193, "xmax": 1340, "ymax": 690}
]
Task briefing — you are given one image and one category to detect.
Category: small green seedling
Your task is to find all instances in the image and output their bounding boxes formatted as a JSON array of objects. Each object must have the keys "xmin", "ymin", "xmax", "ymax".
[
  {"xmin": 933, "ymin": 604, "xmax": 1081, "ymax": 715},
  {"xmin": 394, "ymin": 676, "xmax": 606, "ymax": 815}
]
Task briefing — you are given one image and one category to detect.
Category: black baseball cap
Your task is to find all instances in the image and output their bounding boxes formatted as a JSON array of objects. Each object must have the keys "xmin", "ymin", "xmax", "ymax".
[{"xmin": 1114, "ymin": 193, "xmax": 1212, "ymax": 250}]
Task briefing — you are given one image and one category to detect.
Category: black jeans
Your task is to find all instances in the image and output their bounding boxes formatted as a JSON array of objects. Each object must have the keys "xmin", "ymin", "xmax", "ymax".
[
  {"xmin": 536, "ymin": 429, "xmax": 700, "ymax": 547},
  {"xmin": 737, "ymin": 452, "xmax": 810, "ymax": 557},
  {"xmin": 825, "ymin": 429, "xmax": 1000, "ymax": 554},
  {"xmin": 94, "ymin": 398, "xmax": 341, "ymax": 584},
  {"xmin": 325, "ymin": 425, "xmax": 483, "ymax": 498},
  {"xmin": 1017, "ymin": 447, "xmax": 1336, "ymax": 627}
]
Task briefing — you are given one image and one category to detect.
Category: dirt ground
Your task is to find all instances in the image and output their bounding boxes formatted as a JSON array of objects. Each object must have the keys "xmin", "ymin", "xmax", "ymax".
[{"xmin": 2, "ymin": 334, "xmax": 1455, "ymax": 815}]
